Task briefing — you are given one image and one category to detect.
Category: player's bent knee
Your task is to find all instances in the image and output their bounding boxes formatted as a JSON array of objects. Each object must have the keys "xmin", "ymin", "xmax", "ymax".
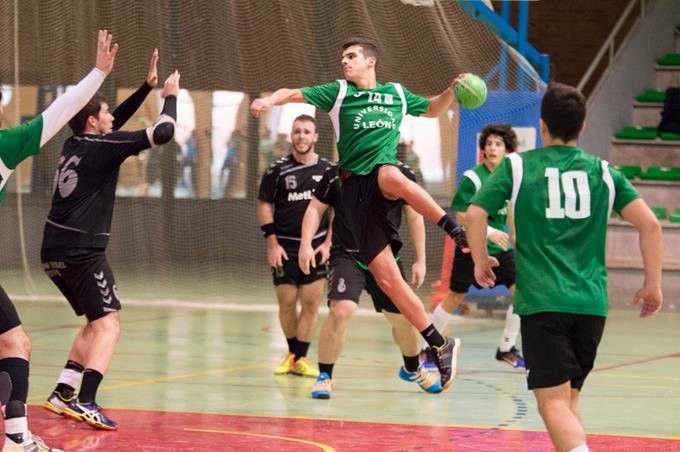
[{"xmin": 378, "ymin": 166, "xmax": 405, "ymax": 194}]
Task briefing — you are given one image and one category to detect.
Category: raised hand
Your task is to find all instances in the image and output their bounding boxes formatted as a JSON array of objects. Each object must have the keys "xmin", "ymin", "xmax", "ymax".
[
  {"xmin": 95, "ymin": 30, "xmax": 118, "ymax": 76},
  {"xmin": 161, "ymin": 70, "xmax": 180, "ymax": 98},
  {"xmin": 147, "ymin": 48, "xmax": 159, "ymax": 88}
]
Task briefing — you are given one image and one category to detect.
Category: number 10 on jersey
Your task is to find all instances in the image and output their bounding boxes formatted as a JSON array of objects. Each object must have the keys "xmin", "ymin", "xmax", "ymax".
[{"xmin": 545, "ymin": 168, "xmax": 591, "ymax": 219}]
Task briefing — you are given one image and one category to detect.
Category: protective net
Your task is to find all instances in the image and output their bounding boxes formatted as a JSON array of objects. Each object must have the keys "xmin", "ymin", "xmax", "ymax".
[{"xmin": 0, "ymin": 0, "xmax": 544, "ymax": 306}]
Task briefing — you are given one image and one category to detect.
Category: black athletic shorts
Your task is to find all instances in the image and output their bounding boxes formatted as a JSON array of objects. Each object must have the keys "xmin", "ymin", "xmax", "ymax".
[
  {"xmin": 521, "ymin": 312, "xmax": 606, "ymax": 390},
  {"xmin": 327, "ymin": 250, "xmax": 401, "ymax": 313},
  {"xmin": 0, "ymin": 285, "xmax": 22, "ymax": 335},
  {"xmin": 449, "ymin": 248, "xmax": 516, "ymax": 293},
  {"xmin": 340, "ymin": 165, "xmax": 402, "ymax": 265},
  {"xmin": 272, "ymin": 252, "xmax": 327, "ymax": 286},
  {"xmin": 41, "ymin": 248, "xmax": 122, "ymax": 322}
]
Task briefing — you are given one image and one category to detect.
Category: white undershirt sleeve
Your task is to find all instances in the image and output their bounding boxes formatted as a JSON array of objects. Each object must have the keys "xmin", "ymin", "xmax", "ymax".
[{"xmin": 39, "ymin": 68, "xmax": 106, "ymax": 147}]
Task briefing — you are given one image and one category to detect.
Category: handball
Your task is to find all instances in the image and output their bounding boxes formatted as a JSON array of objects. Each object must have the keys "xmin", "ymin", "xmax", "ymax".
[{"xmin": 453, "ymin": 73, "xmax": 488, "ymax": 109}]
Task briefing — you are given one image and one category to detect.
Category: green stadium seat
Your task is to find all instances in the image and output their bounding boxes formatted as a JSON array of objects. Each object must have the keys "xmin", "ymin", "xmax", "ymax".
[
  {"xmin": 639, "ymin": 166, "xmax": 680, "ymax": 181},
  {"xmin": 659, "ymin": 132, "xmax": 680, "ymax": 141},
  {"xmin": 657, "ymin": 53, "xmax": 680, "ymax": 66},
  {"xmin": 613, "ymin": 165, "xmax": 642, "ymax": 179},
  {"xmin": 651, "ymin": 206, "xmax": 668, "ymax": 220},
  {"xmin": 614, "ymin": 126, "xmax": 657, "ymax": 140},
  {"xmin": 670, "ymin": 209, "xmax": 680, "ymax": 223},
  {"xmin": 635, "ymin": 90, "xmax": 665, "ymax": 103}
]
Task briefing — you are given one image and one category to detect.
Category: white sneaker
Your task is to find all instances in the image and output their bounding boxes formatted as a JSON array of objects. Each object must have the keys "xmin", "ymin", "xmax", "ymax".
[{"xmin": 2, "ymin": 431, "xmax": 63, "ymax": 451}]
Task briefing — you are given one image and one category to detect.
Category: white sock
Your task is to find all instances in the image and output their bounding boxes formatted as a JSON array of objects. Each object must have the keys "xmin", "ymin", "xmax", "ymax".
[
  {"xmin": 58, "ymin": 368, "xmax": 83, "ymax": 391},
  {"xmin": 569, "ymin": 445, "xmax": 589, "ymax": 452},
  {"xmin": 432, "ymin": 303, "xmax": 456, "ymax": 338},
  {"xmin": 499, "ymin": 304, "xmax": 521, "ymax": 352},
  {"xmin": 4, "ymin": 414, "xmax": 28, "ymax": 437}
]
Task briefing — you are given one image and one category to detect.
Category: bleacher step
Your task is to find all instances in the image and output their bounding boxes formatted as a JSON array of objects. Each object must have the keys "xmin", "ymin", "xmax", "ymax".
[
  {"xmin": 629, "ymin": 179, "xmax": 680, "ymax": 211},
  {"xmin": 607, "ymin": 220, "xmax": 680, "ymax": 269},
  {"xmin": 655, "ymin": 65, "xmax": 680, "ymax": 90},
  {"xmin": 611, "ymin": 139, "xmax": 680, "ymax": 167},
  {"xmin": 632, "ymin": 102, "xmax": 662, "ymax": 127}
]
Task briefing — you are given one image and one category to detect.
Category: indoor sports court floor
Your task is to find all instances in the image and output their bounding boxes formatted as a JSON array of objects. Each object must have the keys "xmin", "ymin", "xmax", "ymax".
[{"xmin": 10, "ymin": 289, "xmax": 680, "ymax": 451}]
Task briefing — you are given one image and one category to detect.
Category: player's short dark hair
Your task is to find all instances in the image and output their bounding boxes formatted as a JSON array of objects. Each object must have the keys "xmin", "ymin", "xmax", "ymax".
[
  {"xmin": 292, "ymin": 114, "xmax": 317, "ymax": 131},
  {"xmin": 342, "ymin": 37, "xmax": 379, "ymax": 62},
  {"xmin": 541, "ymin": 82, "xmax": 586, "ymax": 142},
  {"xmin": 479, "ymin": 123, "xmax": 517, "ymax": 153},
  {"xmin": 69, "ymin": 92, "xmax": 107, "ymax": 135}
]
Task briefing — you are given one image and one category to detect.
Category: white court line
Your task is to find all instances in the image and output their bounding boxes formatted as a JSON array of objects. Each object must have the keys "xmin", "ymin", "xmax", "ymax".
[{"xmin": 11, "ymin": 294, "xmax": 500, "ymax": 324}]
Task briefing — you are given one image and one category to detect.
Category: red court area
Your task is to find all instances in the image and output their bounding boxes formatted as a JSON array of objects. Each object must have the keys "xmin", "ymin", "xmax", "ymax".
[{"xmin": 22, "ymin": 406, "xmax": 680, "ymax": 451}]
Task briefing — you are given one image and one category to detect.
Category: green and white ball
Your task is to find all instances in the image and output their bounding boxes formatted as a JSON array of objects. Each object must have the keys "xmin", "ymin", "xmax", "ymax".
[{"xmin": 454, "ymin": 74, "xmax": 488, "ymax": 109}]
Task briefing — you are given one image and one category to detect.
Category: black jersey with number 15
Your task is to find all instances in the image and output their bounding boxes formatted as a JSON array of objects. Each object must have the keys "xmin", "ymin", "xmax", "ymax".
[{"xmin": 258, "ymin": 154, "xmax": 332, "ymax": 253}]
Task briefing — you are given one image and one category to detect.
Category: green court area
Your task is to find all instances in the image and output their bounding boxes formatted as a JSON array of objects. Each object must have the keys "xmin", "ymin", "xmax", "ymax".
[{"xmin": 14, "ymin": 295, "xmax": 680, "ymax": 445}]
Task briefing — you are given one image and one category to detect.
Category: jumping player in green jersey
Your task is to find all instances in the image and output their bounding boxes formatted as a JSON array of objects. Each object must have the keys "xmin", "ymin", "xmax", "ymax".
[
  {"xmin": 251, "ymin": 37, "xmax": 466, "ymax": 390},
  {"xmin": 0, "ymin": 30, "xmax": 116, "ymax": 452},
  {"xmin": 466, "ymin": 82, "xmax": 663, "ymax": 452}
]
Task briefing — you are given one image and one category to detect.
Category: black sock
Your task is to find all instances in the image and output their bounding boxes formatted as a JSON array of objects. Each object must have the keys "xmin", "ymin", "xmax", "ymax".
[
  {"xmin": 420, "ymin": 324, "xmax": 446, "ymax": 348},
  {"xmin": 318, "ymin": 363, "xmax": 334, "ymax": 378},
  {"xmin": 294, "ymin": 341, "xmax": 311, "ymax": 361},
  {"xmin": 0, "ymin": 358, "xmax": 29, "ymax": 403},
  {"xmin": 286, "ymin": 337, "xmax": 298, "ymax": 355},
  {"xmin": 403, "ymin": 355, "xmax": 420, "ymax": 373},
  {"xmin": 78, "ymin": 369, "xmax": 103, "ymax": 404}
]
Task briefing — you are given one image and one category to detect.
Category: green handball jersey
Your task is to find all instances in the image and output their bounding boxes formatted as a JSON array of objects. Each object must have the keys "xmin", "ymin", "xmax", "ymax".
[
  {"xmin": 471, "ymin": 145, "xmax": 639, "ymax": 317},
  {"xmin": 300, "ymin": 80, "xmax": 429, "ymax": 175},
  {"xmin": 451, "ymin": 163, "xmax": 511, "ymax": 256},
  {"xmin": 0, "ymin": 116, "xmax": 43, "ymax": 205}
]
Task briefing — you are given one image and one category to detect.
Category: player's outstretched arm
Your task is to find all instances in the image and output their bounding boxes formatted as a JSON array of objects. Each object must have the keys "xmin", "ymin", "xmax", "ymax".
[
  {"xmin": 39, "ymin": 30, "xmax": 117, "ymax": 146},
  {"xmin": 404, "ymin": 205, "xmax": 426, "ymax": 288},
  {"xmin": 250, "ymin": 88, "xmax": 305, "ymax": 118},
  {"xmin": 299, "ymin": 197, "xmax": 329, "ymax": 275},
  {"xmin": 620, "ymin": 198, "xmax": 664, "ymax": 317},
  {"xmin": 112, "ymin": 48, "xmax": 159, "ymax": 130},
  {"xmin": 145, "ymin": 70, "xmax": 180, "ymax": 147},
  {"xmin": 422, "ymin": 73, "xmax": 467, "ymax": 118}
]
